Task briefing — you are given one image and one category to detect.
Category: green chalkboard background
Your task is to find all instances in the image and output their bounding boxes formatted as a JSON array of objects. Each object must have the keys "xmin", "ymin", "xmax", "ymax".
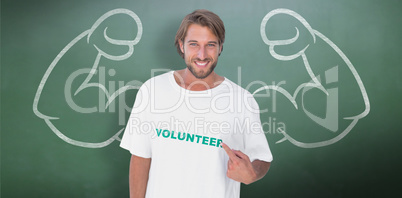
[{"xmin": 2, "ymin": 0, "xmax": 401, "ymax": 197}]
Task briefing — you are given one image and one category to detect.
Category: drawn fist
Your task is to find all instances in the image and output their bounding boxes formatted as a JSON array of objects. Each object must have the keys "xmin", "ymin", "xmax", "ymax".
[
  {"xmin": 33, "ymin": 9, "xmax": 143, "ymax": 148},
  {"xmin": 256, "ymin": 9, "xmax": 370, "ymax": 148}
]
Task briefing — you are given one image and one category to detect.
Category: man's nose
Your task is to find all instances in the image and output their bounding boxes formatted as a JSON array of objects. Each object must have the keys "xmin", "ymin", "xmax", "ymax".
[{"xmin": 197, "ymin": 46, "xmax": 207, "ymax": 60}]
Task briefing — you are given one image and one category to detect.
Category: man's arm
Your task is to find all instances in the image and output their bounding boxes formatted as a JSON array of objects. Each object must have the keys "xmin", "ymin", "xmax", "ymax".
[
  {"xmin": 222, "ymin": 143, "xmax": 271, "ymax": 185},
  {"xmin": 129, "ymin": 155, "xmax": 151, "ymax": 198},
  {"xmin": 251, "ymin": 160, "xmax": 271, "ymax": 183}
]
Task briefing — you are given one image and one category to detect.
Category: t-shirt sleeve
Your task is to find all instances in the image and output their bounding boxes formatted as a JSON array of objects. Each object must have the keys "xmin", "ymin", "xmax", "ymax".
[
  {"xmin": 243, "ymin": 92, "xmax": 273, "ymax": 163},
  {"xmin": 120, "ymin": 83, "xmax": 152, "ymax": 158}
]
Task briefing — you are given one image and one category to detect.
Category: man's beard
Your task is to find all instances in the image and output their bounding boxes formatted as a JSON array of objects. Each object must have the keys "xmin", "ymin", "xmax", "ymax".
[{"xmin": 187, "ymin": 58, "xmax": 217, "ymax": 79}]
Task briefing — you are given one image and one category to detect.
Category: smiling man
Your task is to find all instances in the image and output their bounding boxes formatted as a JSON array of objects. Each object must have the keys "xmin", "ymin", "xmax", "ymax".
[{"xmin": 120, "ymin": 9, "xmax": 273, "ymax": 198}]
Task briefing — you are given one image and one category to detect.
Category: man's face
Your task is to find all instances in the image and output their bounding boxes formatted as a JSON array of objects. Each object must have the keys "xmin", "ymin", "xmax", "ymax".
[{"xmin": 180, "ymin": 24, "xmax": 222, "ymax": 79}]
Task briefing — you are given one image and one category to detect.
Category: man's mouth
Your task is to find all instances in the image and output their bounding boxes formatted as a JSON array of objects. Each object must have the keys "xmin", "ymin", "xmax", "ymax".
[{"xmin": 194, "ymin": 60, "xmax": 209, "ymax": 68}]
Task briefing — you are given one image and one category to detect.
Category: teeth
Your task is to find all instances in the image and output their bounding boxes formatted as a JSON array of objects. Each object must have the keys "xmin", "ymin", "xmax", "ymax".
[{"xmin": 195, "ymin": 61, "xmax": 207, "ymax": 66}]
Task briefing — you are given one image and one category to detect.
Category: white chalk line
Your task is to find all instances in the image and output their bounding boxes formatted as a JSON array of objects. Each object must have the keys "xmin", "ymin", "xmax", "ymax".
[
  {"xmin": 257, "ymin": 8, "xmax": 370, "ymax": 148},
  {"xmin": 33, "ymin": 8, "xmax": 142, "ymax": 148}
]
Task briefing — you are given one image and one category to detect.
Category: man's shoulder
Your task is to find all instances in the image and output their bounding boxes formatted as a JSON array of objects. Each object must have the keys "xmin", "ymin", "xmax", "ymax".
[
  {"xmin": 222, "ymin": 77, "xmax": 253, "ymax": 96},
  {"xmin": 142, "ymin": 70, "xmax": 173, "ymax": 87}
]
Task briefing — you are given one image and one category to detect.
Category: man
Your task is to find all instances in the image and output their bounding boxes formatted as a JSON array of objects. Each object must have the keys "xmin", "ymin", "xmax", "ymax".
[{"xmin": 120, "ymin": 9, "xmax": 273, "ymax": 198}]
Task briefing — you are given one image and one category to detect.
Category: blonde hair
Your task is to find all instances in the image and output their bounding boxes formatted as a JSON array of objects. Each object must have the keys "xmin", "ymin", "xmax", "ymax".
[{"xmin": 174, "ymin": 9, "xmax": 225, "ymax": 58}]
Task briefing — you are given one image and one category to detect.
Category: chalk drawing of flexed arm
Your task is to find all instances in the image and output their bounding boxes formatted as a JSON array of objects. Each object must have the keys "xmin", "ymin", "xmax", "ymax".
[
  {"xmin": 255, "ymin": 8, "xmax": 370, "ymax": 148},
  {"xmin": 33, "ymin": 9, "xmax": 143, "ymax": 148}
]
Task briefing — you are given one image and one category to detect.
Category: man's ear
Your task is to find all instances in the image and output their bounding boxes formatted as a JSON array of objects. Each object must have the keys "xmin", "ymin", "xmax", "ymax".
[
  {"xmin": 219, "ymin": 45, "xmax": 223, "ymax": 56},
  {"xmin": 179, "ymin": 40, "xmax": 184, "ymax": 54}
]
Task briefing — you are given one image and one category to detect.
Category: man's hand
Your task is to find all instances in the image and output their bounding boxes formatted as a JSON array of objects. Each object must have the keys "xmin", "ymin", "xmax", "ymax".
[
  {"xmin": 221, "ymin": 142, "xmax": 270, "ymax": 185},
  {"xmin": 130, "ymin": 155, "xmax": 151, "ymax": 198}
]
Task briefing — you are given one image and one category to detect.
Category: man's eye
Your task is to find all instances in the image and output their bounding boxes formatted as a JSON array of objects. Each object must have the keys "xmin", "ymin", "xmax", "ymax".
[
  {"xmin": 208, "ymin": 44, "xmax": 216, "ymax": 47},
  {"xmin": 189, "ymin": 43, "xmax": 197, "ymax": 46}
]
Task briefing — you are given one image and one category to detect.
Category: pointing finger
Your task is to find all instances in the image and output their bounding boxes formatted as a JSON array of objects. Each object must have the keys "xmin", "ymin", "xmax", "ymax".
[
  {"xmin": 232, "ymin": 149, "xmax": 249, "ymax": 160},
  {"xmin": 221, "ymin": 142, "xmax": 237, "ymax": 161}
]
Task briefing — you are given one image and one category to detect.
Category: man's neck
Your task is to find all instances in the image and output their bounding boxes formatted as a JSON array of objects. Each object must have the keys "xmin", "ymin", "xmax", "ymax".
[{"xmin": 174, "ymin": 69, "xmax": 225, "ymax": 91}]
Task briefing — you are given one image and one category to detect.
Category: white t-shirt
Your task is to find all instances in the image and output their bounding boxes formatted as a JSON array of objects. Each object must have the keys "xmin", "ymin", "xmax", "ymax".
[{"xmin": 120, "ymin": 71, "xmax": 273, "ymax": 198}]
